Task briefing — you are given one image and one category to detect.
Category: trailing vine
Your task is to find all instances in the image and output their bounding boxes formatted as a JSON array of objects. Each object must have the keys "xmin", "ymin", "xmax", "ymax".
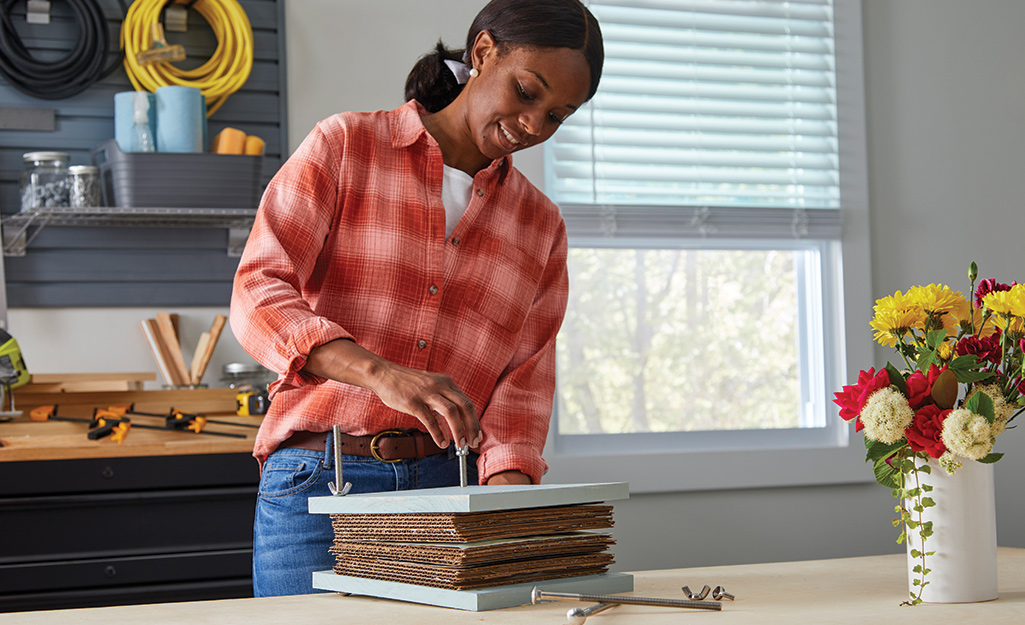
[{"xmin": 893, "ymin": 454, "xmax": 935, "ymax": 606}]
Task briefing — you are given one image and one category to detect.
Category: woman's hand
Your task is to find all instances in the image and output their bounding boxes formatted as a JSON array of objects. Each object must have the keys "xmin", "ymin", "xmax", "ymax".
[
  {"xmin": 486, "ymin": 470, "xmax": 532, "ymax": 486},
  {"xmin": 303, "ymin": 339, "xmax": 481, "ymax": 449}
]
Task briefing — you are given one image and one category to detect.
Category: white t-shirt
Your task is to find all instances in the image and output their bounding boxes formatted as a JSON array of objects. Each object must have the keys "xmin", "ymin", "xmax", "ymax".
[{"xmin": 442, "ymin": 164, "xmax": 474, "ymax": 237}]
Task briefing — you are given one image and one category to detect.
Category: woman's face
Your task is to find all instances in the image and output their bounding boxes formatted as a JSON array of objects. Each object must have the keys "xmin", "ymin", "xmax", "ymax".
[{"xmin": 464, "ymin": 35, "xmax": 591, "ymax": 163}]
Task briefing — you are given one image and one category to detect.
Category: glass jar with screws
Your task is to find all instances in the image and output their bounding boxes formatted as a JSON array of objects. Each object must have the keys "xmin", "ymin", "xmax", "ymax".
[
  {"xmin": 68, "ymin": 165, "xmax": 101, "ymax": 208},
  {"xmin": 20, "ymin": 151, "xmax": 70, "ymax": 212},
  {"xmin": 220, "ymin": 362, "xmax": 274, "ymax": 391}
]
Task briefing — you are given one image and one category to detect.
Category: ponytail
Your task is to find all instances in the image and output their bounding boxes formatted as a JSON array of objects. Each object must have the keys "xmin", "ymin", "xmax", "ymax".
[{"xmin": 404, "ymin": 41, "xmax": 466, "ymax": 114}]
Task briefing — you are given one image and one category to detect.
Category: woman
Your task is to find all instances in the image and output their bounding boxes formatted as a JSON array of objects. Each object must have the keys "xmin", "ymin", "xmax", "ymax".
[{"xmin": 230, "ymin": 0, "xmax": 603, "ymax": 596}]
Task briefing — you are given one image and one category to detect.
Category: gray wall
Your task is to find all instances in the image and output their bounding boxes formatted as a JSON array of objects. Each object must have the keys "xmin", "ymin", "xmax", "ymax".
[{"xmin": 10, "ymin": 0, "xmax": 1025, "ymax": 572}]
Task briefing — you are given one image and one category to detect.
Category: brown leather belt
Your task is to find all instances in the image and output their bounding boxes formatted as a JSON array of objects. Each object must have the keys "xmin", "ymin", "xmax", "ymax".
[{"xmin": 279, "ymin": 429, "xmax": 447, "ymax": 463}]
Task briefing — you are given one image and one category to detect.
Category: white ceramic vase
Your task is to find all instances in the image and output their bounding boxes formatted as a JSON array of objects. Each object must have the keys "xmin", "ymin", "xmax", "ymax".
[{"xmin": 905, "ymin": 457, "xmax": 998, "ymax": 603}]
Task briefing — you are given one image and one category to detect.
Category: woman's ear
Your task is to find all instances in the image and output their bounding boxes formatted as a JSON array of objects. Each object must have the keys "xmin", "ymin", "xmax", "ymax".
[{"xmin": 470, "ymin": 29, "xmax": 497, "ymax": 73}]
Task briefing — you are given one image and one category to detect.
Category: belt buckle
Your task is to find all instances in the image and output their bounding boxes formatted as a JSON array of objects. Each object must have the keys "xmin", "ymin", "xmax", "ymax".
[{"xmin": 370, "ymin": 429, "xmax": 405, "ymax": 463}]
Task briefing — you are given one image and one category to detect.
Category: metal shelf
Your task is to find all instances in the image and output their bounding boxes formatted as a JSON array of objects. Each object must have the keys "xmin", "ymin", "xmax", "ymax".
[{"xmin": 1, "ymin": 206, "xmax": 257, "ymax": 256}]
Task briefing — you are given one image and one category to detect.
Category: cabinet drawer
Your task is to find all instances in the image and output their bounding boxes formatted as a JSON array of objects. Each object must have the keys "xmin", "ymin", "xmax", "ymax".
[
  {"xmin": 0, "ymin": 486, "xmax": 256, "ymax": 563},
  {"xmin": 0, "ymin": 549, "xmax": 252, "ymax": 595}
]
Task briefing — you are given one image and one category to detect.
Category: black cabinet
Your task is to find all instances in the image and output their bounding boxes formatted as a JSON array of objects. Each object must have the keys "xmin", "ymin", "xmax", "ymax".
[{"xmin": 0, "ymin": 453, "xmax": 259, "ymax": 612}]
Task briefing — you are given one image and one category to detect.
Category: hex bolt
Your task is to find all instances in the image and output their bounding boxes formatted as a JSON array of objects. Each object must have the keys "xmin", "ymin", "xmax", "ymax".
[{"xmin": 531, "ymin": 586, "xmax": 722, "ymax": 611}]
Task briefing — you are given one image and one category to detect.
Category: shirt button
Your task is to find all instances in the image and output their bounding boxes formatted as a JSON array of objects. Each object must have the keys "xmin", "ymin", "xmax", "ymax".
[
  {"xmin": 417, "ymin": 339, "xmax": 427, "ymax": 349},
  {"xmin": 475, "ymin": 188, "xmax": 484, "ymax": 197},
  {"xmin": 429, "ymin": 285, "xmax": 438, "ymax": 295},
  {"xmin": 452, "ymin": 237, "xmax": 460, "ymax": 246}
]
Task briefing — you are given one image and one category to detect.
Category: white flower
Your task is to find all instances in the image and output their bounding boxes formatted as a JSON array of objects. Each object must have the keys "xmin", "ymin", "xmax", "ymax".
[
  {"xmin": 860, "ymin": 387, "xmax": 914, "ymax": 444},
  {"xmin": 939, "ymin": 451, "xmax": 963, "ymax": 474},
  {"xmin": 967, "ymin": 384, "xmax": 1013, "ymax": 436},
  {"xmin": 941, "ymin": 408, "xmax": 995, "ymax": 460}
]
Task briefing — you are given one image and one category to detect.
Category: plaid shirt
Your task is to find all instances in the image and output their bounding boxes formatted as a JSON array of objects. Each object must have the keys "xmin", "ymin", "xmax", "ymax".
[{"xmin": 231, "ymin": 100, "xmax": 568, "ymax": 484}]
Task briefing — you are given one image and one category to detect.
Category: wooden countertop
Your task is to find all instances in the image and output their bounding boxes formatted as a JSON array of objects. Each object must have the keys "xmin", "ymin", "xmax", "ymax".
[
  {"xmin": 2, "ymin": 548, "xmax": 1023, "ymax": 624},
  {"xmin": 1, "ymin": 387, "xmax": 260, "ymax": 461}
]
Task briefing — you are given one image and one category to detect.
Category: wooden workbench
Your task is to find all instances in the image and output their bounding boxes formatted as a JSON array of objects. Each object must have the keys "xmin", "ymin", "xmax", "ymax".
[
  {"xmin": 0, "ymin": 387, "xmax": 260, "ymax": 461},
  {"xmin": 2, "ymin": 548, "xmax": 1023, "ymax": 623},
  {"xmin": 0, "ymin": 386, "xmax": 262, "ymax": 612}
]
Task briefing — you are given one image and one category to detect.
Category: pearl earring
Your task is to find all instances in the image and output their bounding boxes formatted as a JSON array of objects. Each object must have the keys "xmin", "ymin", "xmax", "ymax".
[{"xmin": 469, "ymin": 67, "xmax": 479, "ymax": 78}]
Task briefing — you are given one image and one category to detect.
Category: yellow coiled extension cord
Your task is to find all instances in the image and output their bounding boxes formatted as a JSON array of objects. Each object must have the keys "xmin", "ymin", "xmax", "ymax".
[{"xmin": 121, "ymin": 0, "xmax": 254, "ymax": 117}]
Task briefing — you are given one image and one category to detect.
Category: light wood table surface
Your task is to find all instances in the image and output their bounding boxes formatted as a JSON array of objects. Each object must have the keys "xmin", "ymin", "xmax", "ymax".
[{"xmin": 3, "ymin": 548, "xmax": 1023, "ymax": 624}]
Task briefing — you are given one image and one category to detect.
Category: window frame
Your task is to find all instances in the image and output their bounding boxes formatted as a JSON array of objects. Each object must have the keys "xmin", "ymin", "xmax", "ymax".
[{"xmin": 541, "ymin": 0, "xmax": 873, "ymax": 493}]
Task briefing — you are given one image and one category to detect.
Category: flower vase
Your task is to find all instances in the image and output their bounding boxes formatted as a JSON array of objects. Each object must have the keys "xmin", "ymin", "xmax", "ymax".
[{"xmin": 905, "ymin": 457, "xmax": 998, "ymax": 603}]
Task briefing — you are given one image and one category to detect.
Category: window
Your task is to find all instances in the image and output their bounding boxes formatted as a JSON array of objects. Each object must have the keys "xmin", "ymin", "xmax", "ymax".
[{"xmin": 542, "ymin": 0, "xmax": 874, "ymax": 492}]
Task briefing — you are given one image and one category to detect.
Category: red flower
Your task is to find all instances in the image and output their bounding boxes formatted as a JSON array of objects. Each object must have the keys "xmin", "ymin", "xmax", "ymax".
[
  {"xmin": 833, "ymin": 368, "xmax": 891, "ymax": 431},
  {"xmin": 904, "ymin": 369, "xmax": 932, "ymax": 409},
  {"xmin": 905, "ymin": 405, "xmax": 950, "ymax": 458},
  {"xmin": 957, "ymin": 334, "xmax": 1002, "ymax": 365},
  {"xmin": 975, "ymin": 278, "xmax": 1015, "ymax": 309}
]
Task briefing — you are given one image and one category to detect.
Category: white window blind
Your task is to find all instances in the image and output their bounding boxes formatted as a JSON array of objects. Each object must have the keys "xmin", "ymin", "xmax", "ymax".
[{"xmin": 546, "ymin": 0, "xmax": 841, "ymax": 240}]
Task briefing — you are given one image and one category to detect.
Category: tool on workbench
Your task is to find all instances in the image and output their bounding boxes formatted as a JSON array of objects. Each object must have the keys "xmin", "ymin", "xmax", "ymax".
[
  {"xmin": 235, "ymin": 389, "xmax": 269, "ymax": 416},
  {"xmin": 110, "ymin": 403, "xmax": 259, "ymax": 430},
  {"xmin": 0, "ymin": 327, "xmax": 29, "ymax": 420},
  {"xmin": 103, "ymin": 405, "xmax": 248, "ymax": 439},
  {"xmin": 106, "ymin": 401, "xmax": 254, "ymax": 436},
  {"xmin": 88, "ymin": 412, "xmax": 132, "ymax": 444},
  {"xmin": 531, "ymin": 586, "xmax": 722, "ymax": 612},
  {"xmin": 31, "ymin": 405, "xmax": 132, "ymax": 444},
  {"xmin": 30, "ymin": 405, "xmax": 93, "ymax": 425}
]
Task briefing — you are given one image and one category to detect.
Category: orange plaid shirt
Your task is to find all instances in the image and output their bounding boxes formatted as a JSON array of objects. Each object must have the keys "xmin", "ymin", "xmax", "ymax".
[{"xmin": 230, "ymin": 100, "xmax": 568, "ymax": 484}]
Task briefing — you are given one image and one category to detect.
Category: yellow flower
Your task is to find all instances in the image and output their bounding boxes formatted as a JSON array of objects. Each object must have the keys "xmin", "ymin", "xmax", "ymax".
[
  {"xmin": 983, "ymin": 283, "xmax": 1025, "ymax": 319},
  {"xmin": 908, "ymin": 284, "xmax": 969, "ymax": 334},
  {"xmin": 871, "ymin": 290, "xmax": 925, "ymax": 346},
  {"xmin": 936, "ymin": 342, "xmax": 953, "ymax": 360}
]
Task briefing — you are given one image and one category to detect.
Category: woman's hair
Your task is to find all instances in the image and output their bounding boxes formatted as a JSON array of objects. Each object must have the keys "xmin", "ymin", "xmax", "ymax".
[{"xmin": 405, "ymin": 0, "xmax": 604, "ymax": 113}]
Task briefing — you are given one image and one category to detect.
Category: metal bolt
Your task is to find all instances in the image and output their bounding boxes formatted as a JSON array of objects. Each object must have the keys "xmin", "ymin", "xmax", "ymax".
[
  {"xmin": 566, "ymin": 602, "xmax": 614, "ymax": 624},
  {"xmin": 531, "ymin": 586, "xmax": 721, "ymax": 611},
  {"xmin": 328, "ymin": 425, "xmax": 352, "ymax": 496},
  {"xmin": 456, "ymin": 445, "xmax": 469, "ymax": 487}
]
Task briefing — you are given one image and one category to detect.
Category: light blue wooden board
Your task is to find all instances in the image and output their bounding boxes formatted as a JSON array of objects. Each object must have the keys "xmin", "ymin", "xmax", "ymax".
[
  {"xmin": 307, "ymin": 482, "xmax": 629, "ymax": 515},
  {"xmin": 311, "ymin": 571, "xmax": 634, "ymax": 611}
]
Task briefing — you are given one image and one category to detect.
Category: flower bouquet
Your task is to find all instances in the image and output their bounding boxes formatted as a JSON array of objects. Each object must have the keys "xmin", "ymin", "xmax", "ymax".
[{"xmin": 834, "ymin": 262, "xmax": 1023, "ymax": 605}]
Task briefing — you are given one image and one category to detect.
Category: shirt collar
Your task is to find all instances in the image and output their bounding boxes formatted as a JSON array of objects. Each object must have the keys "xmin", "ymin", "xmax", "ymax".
[{"xmin": 390, "ymin": 100, "xmax": 512, "ymax": 177}]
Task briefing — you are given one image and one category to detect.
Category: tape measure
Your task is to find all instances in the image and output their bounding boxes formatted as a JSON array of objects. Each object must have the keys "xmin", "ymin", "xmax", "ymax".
[{"xmin": 236, "ymin": 390, "xmax": 269, "ymax": 416}]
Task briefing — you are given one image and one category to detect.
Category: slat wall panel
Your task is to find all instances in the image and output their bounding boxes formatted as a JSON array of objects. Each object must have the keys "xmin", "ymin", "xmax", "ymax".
[{"xmin": 0, "ymin": 0, "xmax": 286, "ymax": 307}]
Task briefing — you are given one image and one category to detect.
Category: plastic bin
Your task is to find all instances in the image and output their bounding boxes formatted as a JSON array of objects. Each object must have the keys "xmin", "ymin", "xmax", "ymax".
[{"xmin": 91, "ymin": 140, "xmax": 263, "ymax": 208}]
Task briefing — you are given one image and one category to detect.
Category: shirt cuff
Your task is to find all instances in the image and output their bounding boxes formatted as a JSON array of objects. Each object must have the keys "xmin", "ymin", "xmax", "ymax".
[
  {"xmin": 477, "ymin": 443, "xmax": 549, "ymax": 485},
  {"xmin": 270, "ymin": 316, "xmax": 353, "ymax": 395}
]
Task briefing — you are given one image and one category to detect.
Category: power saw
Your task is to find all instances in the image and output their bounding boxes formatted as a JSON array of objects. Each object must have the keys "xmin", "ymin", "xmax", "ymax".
[{"xmin": 0, "ymin": 327, "xmax": 29, "ymax": 419}]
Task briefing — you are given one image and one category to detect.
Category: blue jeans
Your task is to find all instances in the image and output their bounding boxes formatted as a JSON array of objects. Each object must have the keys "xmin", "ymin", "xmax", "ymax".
[{"xmin": 252, "ymin": 432, "xmax": 478, "ymax": 597}]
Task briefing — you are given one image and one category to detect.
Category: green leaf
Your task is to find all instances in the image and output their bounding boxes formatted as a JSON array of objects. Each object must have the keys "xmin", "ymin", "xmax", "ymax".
[
  {"xmin": 921, "ymin": 497, "xmax": 935, "ymax": 508},
  {"xmin": 866, "ymin": 438, "xmax": 905, "ymax": 464},
  {"xmin": 873, "ymin": 456, "xmax": 901, "ymax": 489},
  {"xmin": 922, "ymin": 484, "xmax": 934, "ymax": 492},
  {"xmin": 913, "ymin": 564, "xmax": 922, "ymax": 573},
  {"xmin": 925, "ymin": 329, "xmax": 948, "ymax": 350},
  {"xmin": 910, "ymin": 549, "xmax": 921, "ymax": 558},
  {"xmin": 919, "ymin": 462, "xmax": 932, "ymax": 475},
  {"xmin": 916, "ymin": 349, "xmax": 939, "ymax": 372},
  {"xmin": 966, "ymin": 390, "xmax": 997, "ymax": 424},
  {"xmin": 949, "ymin": 354, "xmax": 995, "ymax": 384},
  {"xmin": 885, "ymin": 363, "xmax": 909, "ymax": 395},
  {"xmin": 978, "ymin": 452, "xmax": 1005, "ymax": 464}
]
